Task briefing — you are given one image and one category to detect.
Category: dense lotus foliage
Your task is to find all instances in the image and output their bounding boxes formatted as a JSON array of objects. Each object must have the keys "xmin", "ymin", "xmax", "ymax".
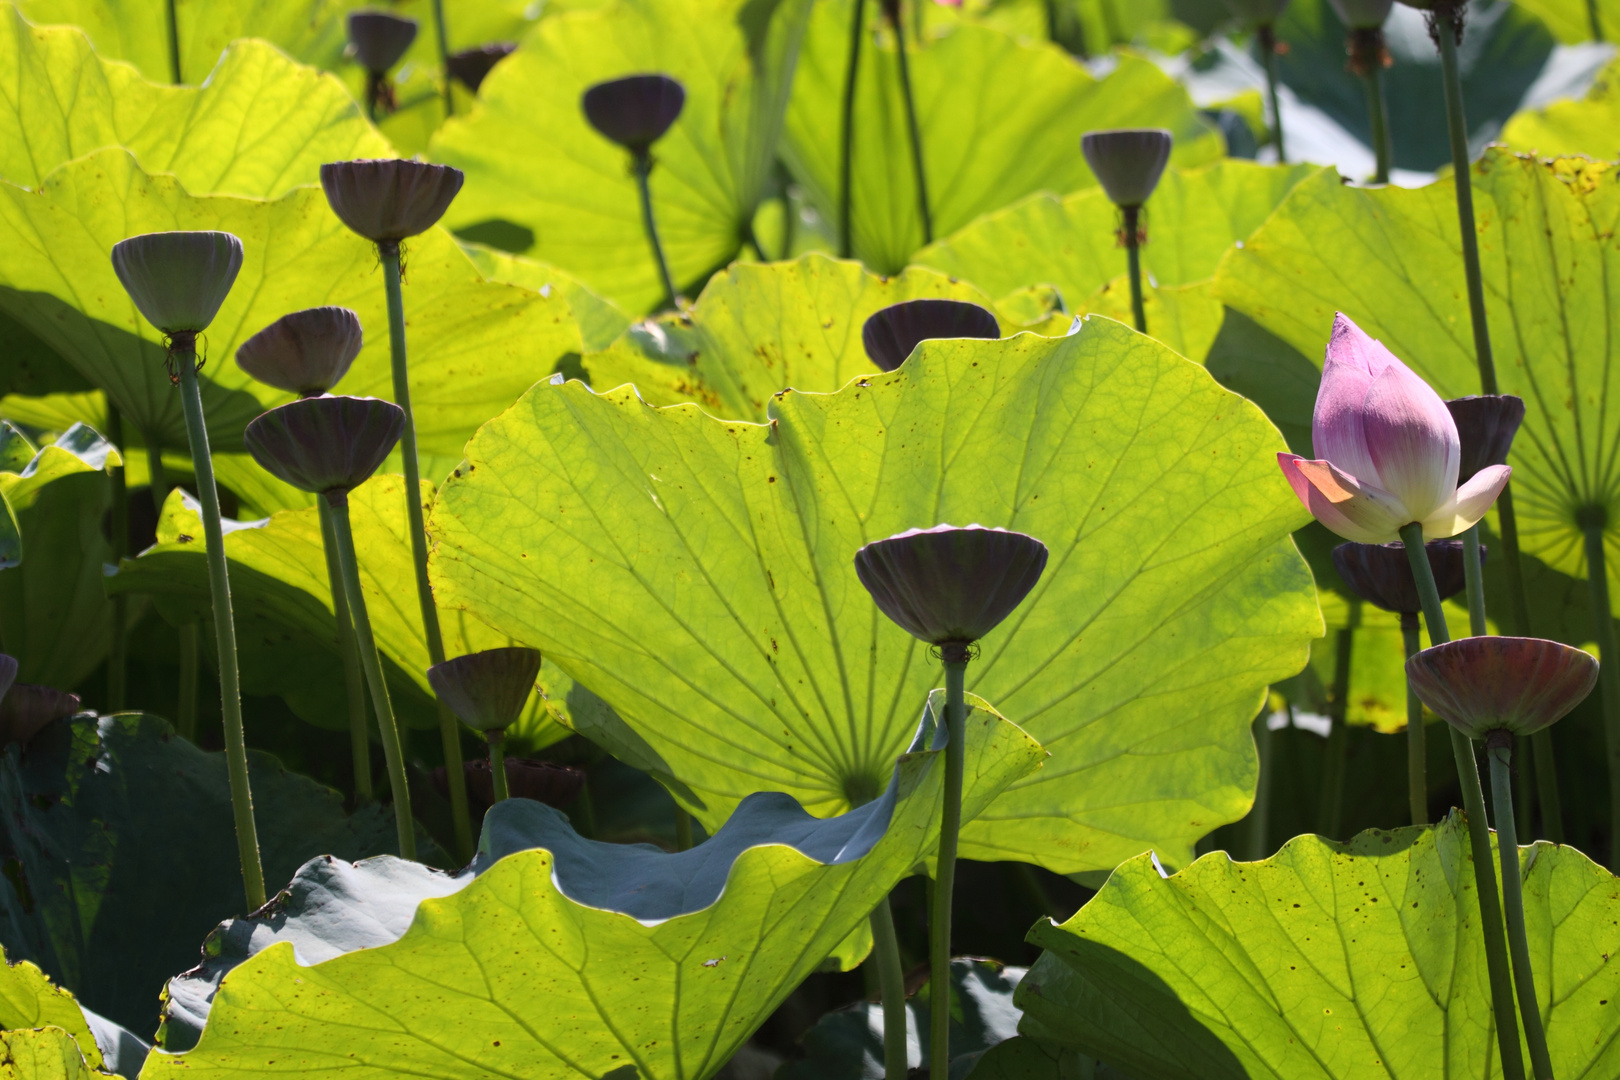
[{"xmin": 2, "ymin": 1, "xmax": 1619, "ymax": 1079}]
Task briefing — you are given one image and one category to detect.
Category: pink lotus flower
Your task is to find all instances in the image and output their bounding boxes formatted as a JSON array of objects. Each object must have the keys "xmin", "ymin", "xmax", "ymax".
[{"xmin": 1278, "ymin": 313, "xmax": 1511, "ymax": 544}]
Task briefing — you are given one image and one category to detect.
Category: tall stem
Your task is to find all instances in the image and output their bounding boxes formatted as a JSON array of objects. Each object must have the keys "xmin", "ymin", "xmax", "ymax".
[
  {"xmin": 1588, "ymin": 0, "xmax": 1605, "ymax": 42},
  {"xmin": 838, "ymin": 0, "xmax": 866, "ymax": 258},
  {"xmin": 869, "ymin": 893, "xmax": 909, "ymax": 1079},
  {"xmin": 380, "ymin": 244, "xmax": 472, "ymax": 862},
  {"xmin": 1361, "ymin": 63, "xmax": 1392, "ymax": 184},
  {"xmin": 318, "ymin": 499, "xmax": 372, "ymax": 802},
  {"xmin": 930, "ymin": 649, "xmax": 967, "ymax": 1080},
  {"xmin": 885, "ymin": 0, "xmax": 931, "ymax": 246},
  {"xmin": 488, "ymin": 731, "xmax": 509, "ymax": 802},
  {"xmin": 329, "ymin": 495, "xmax": 416, "ymax": 860},
  {"xmin": 1401, "ymin": 522, "xmax": 1526, "ymax": 1080},
  {"xmin": 432, "ymin": 0, "xmax": 453, "ymax": 117},
  {"xmin": 1122, "ymin": 206, "xmax": 1146, "ymax": 335},
  {"xmin": 175, "ymin": 346, "xmax": 265, "ymax": 911},
  {"xmin": 1320, "ymin": 623, "xmax": 1354, "ymax": 838},
  {"xmin": 1530, "ymin": 729, "xmax": 1563, "ymax": 843},
  {"xmin": 674, "ymin": 805, "xmax": 694, "ymax": 851},
  {"xmin": 1246, "ymin": 707, "xmax": 1275, "ymax": 859},
  {"xmin": 176, "ymin": 622, "xmax": 199, "ymax": 742},
  {"xmin": 1580, "ymin": 516, "xmax": 1620, "ymax": 869},
  {"xmin": 1463, "ymin": 524, "xmax": 1488, "ymax": 636},
  {"xmin": 105, "ymin": 405, "xmax": 128, "ymax": 711},
  {"xmin": 1259, "ymin": 24, "xmax": 1286, "ymax": 163},
  {"xmin": 631, "ymin": 152, "xmax": 679, "ymax": 312},
  {"xmin": 1489, "ymin": 741, "xmax": 1555, "ymax": 1080},
  {"xmin": 164, "ymin": 0, "xmax": 181, "ymax": 83},
  {"xmin": 1402, "ymin": 615, "xmax": 1429, "ymax": 825}
]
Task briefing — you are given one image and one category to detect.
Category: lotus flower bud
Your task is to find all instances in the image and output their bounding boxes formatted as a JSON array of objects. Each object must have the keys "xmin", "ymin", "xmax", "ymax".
[
  {"xmin": 236, "ymin": 307, "xmax": 363, "ymax": 397},
  {"xmin": 320, "ymin": 160, "xmax": 465, "ymax": 247},
  {"xmin": 1327, "ymin": 0, "xmax": 1394, "ymax": 26},
  {"xmin": 1406, "ymin": 636, "xmax": 1598, "ymax": 739},
  {"xmin": 855, "ymin": 524, "xmax": 1048, "ymax": 649},
  {"xmin": 427, "ymin": 647, "xmax": 543, "ymax": 733},
  {"xmin": 1331, "ymin": 539, "xmax": 1478, "ymax": 616},
  {"xmin": 435, "ymin": 758, "xmax": 586, "ymax": 809},
  {"xmin": 1445, "ymin": 394, "xmax": 1524, "ymax": 485},
  {"xmin": 0, "ymin": 683, "xmax": 81, "ymax": 747},
  {"xmin": 861, "ymin": 300, "xmax": 1000, "ymax": 373},
  {"xmin": 581, "ymin": 74, "xmax": 686, "ymax": 154},
  {"xmin": 1223, "ymin": 0, "xmax": 1291, "ymax": 22},
  {"xmin": 1081, "ymin": 129, "xmax": 1174, "ymax": 210},
  {"xmin": 0, "ymin": 653, "xmax": 16, "ymax": 705},
  {"xmin": 447, "ymin": 43, "xmax": 517, "ymax": 93},
  {"xmin": 348, "ymin": 11, "xmax": 417, "ymax": 75},
  {"xmin": 243, "ymin": 395, "xmax": 405, "ymax": 505},
  {"xmin": 111, "ymin": 231, "xmax": 243, "ymax": 335}
]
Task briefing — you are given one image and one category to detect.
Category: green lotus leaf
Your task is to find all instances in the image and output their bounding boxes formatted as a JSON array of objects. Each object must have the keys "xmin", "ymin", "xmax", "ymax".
[
  {"xmin": 1504, "ymin": 0, "xmax": 1614, "ymax": 44},
  {"xmin": 0, "ymin": 486, "xmax": 17, "ymax": 570},
  {"xmin": 459, "ymin": 242, "xmax": 631, "ymax": 353},
  {"xmin": 780, "ymin": 5, "xmax": 1222, "ymax": 274},
  {"xmin": 141, "ymin": 694, "xmax": 1042, "ymax": 1080},
  {"xmin": 1501, "ymin": 53, "xmax": 1620, "ymax": 159},
  {"xmin": 1016, "ymin": 813, "xmax": 1620, "ymax": 1079},
  {"xmin": 431, "ymin": 0, "xmax": 814, "ymax": 316},
  {"xmin": 1215, "ymin": 151, "xmax": 1620, "ymax": 600},
  {"xmin": 431, "ymin": 317, "xmax": 1318, "ymax": 874},
  {"xmin": 0, "ymin": 953, "xmax": 103, "ymax": 1072},
  {"xmin": 0, "ymin": 1028, "xmax": 103, "ymax": 1080},
  {"xmin": 960, "ymin": 1036, "xmax": 1118, "ymax": 1080}
]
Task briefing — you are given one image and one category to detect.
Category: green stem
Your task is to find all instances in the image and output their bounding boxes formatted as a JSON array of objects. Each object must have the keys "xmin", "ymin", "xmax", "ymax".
[
  {"xmin": 1320, "ymin": 623, "xmax": 1354, "ymax": 838},
  {"xmin": 1247, "ymin": 706, "xmax": 1275, "ymax": 859},
  {"xmin": 1588, "ymin": 0, "xmax": 1605, "ymax": 42},
  {"xmin": 674, "ymin": 805, "xmax": 694, "ymax": 851},
  {"xmin": 869, "ymin": 893, "xmax": 909, "ymax": 1080},
  {"xmin": 1401, "ymin": 522, "xmax": 1526, "ymax": 1080},
  {"xmin": 1489, "ymin": 742, "xmax": 1555, "ymax": 1080},
  {"xmin": 838, "ymin": 0, "xmax": 866, "ymax": 258},
  {"xmin": 488, "ymin": 731, "xmax": 509, "ymax": 802},
  {"xmin": 318, "ymin": 499, "xmax": 372, "ymax": 802},
  {"xmin": 329, "ymin": 495, "xmax": 416, "ymax": 861},
  {"xmin": 1361, "ymin": 61, "xmax": 1392, "ymax": 184},
  {"xmin": 1580, "ymin": 517, "xmax": 1620, "ymax": 870},
  {"xmin": 164, "ymin": 0, "xmax": 181, "ymax": 83},
  {"xmin": 1530, "ymin": 729, "xmax": 1563, "ymax": 843},
  {"xmin": 144, "ymin": 437, "xmax": 168, "ymax": 507},
  {"xmin": 432, "ymin": 0, "xmax": 453, "ymax": 117},
  {"xmin": 931, "ymin": 650, "xmax": 967, "ymax": 1080},
  {"xmin": 105, "ymin": 405, "xmax": 128, "ymax": 712},
  {"xmin": 575, "ymin": 777, "xmax": 599, "ymax": 839},
  {"xmin": 1402, "ymin": 615, "xmax": 1429, "ymax": 825},
  {"xmin": 1259, "ymin": 24, "xmax": 1286, "ymax": 163},
  {"xmin": 380, "ymin": 244, "xmax": 472, "ymax": 863},
  {"xmin": 1123, "ymin": 205, "xmax": 1146, "ymax": 335},
  {"xmin": 1463, "ymin": 524, "xmax": 1488, "ymax": 636},
  {"xmin": 886, "ymin": 0, "xmax": 931, "ymax": 246},
  {"xmin": 176, "ymin": 346, "xmax": 265, "ymax": 910},
  {"xmin": 177, "ymin": 622, "xmax": 198, "ymax": 743},
  {"xmin": 631, "ymin": 152, "xmax": 678, "ymax": 311}
]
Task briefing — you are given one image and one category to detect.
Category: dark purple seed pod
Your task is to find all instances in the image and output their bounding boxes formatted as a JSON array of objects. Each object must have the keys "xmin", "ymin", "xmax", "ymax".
[
  {"xmin": 1446, "ymin": 395, "xmax": 1525, "ymax": 485},
  {"xmin": 1406, "ymin": 636, "xmax": 1598, "ymax": 739},
  {"xmin": 320, "ymin": 160, "xmax": 465, "ymax": 245},
  {"xmin": 1080, "ymin": 129, "xmax": 1173, "ymax": 209},
  {"xmin": 111, "ymin": 231, "xmax": 243, "ymax": 334},
  {"xmin": 236, "ymin": 307, "xmax": 364, "ymax": 397},
  {"xmin": 1327, "ymin": 0, "xmax": 1394, "ymax": 27},
  {"xmin": 0, "ymin": 654, "xmax": 16, "ymax": 705},
  {"xmin": 0, "ymin": 684, "xmax": 82, "ymax": 747},
  {"xmin": 855, "ymin": 524, "xmax": 1048, "ymax": 646},
  {"xmin": 435, "ymin": 759, "xmax": 586, "ymax": 808},
  {"xmin": 861, "ymin": 300, "xmax": 1000, "ymax": 373},
  {"xmin": 348, "ymin": 11, "xmax": 418, "ymax": 74},
  {"xmin": 446, "ymin": 43, "xmax": 518, "ymax": 92},
  {"xmin": 1332, "ymin": 539, "xmax": 1480, "ymax": 615},
  {"xmin": 243, "ymin": 395, "xmax": 405, "ymax": 504},
  {"xmin": 427, "ymin": 647, "xmax": 543, "ymax": 733},
  {"xmin": 581, "ymin": 74, "xmax": 686, "ymax": 153}
]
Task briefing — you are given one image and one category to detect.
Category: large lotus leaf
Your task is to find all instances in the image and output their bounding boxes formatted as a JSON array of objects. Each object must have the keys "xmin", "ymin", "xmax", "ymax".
[
  {"xmin": 780, "ymin": 4, "xmax": 1221, "ymax": 275},
  {"xmin": 430, "ymin": 316, "xmax": 1319, "ymax": 873},
  {"xmin": 0, "ymin": 954, "xmax": 103, "ymax": 1072},
  {"xmin": 582, "ymin": 253, "xmax": 1038, "ymax": 421},
  {"xmin": 0, "ymin": 713, "xmax": 432, "ymax": 1034},
  {"xmin": 0, "ymin": 1028, "xmax": 102, "ymax": 1080},
  {"xmin": 140, "ymin": 697, "xmax": 1043, "ymax": 1080},
  {"xmin": 1501, "ymin": 53, "xmax": 1620, "ymax": 158},
  {"xmin": 1016, "ymin": 813, "xmax": 1620, "ymax": 1079},
  {"xmin": 432, "ymin": 0, "xmax": 814, "ymax": 316},
  {"xmin": 459, "ymin": 242, "xmax": 631, "ymax": 353},
  {"xmin": 1508, "ymin": 0, "xmax": 1614, "ymax": 43},
  {"xmin": 0, "ymin": 149, "xmax": 578, "ymax": 471}
]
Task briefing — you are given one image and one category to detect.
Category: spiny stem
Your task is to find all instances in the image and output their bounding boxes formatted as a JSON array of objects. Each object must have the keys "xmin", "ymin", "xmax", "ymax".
[
  {"xmin": 176, "ymin": 347, "xmax": 265, "ymax": 910},
  {"xmin": 1259, "ymin": 23, "xmax": 1286, "ymax": 163},
  {"xmin": 868, "ymin": 892, "xmax": 909, "ymax": 1079},
  {"xmin": 1402, "ymin": 615, "xmax": 1429, "ymax": 825},
  {"xmin": 1122, "ymin": 206, "xmax": 1146, "ymax": 335},
  {"xmin": 884, "ymin": 0, "xmax": 931, "ymax": 246},
  {"xmin": 329, "ymin": 495, "xmax": 415, "ymax": 860},
  {"xmin": 105, "ymin": 405, "xmax": 128, "ymax": 711},
  {"xmin": 380, "ymin": 244, "xmax": 472, "ymax": 862},
  {"xmin": 632, "ymin": 152, "xmax": 679, "ymax": 311},
  {"xmin": 164, "ymin": 0, "xmax": 181, "ymax": 84},
  {"xmin": 1320, "ymin": 621, "xmax": 1355, "ymax": 838},
  {"xmin": 1488, "ymin": 741, "xmax": 1555, "ymax": 1080},
  {"xmin": 1400, "ymin": 522, "xmax": 1526, "ymax": 1080},
  {"xmin": 1580, "ymin": 515, "xmax": 1620, "ymax": 870},
  {"xmin": 674, "ymin": 805, "xmax": 694, "ymax": 851},
  {"xmin": 488, "ymin": 732, "xmax": 509, "ymax": 802},
  {"xmin": 432, "ymin": 0, "xmax": 453, "ymax": 117},
  {"xmin": 318, "ymin": 498, "xmax": 372, "ymax": 802},
  {"xmin": 838, "ymin": 0, "xmax": 866, "ymax": 258},
  {"xmin": 930, "ymin": 649, "xmax": 967, "ymax": 1080}
]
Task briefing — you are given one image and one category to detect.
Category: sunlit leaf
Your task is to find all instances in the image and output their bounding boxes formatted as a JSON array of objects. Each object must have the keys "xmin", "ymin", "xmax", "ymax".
[
  {"xmin": 459, "ymin": 242, "xmax": 631, "ymax": 353},
  {"xmin": 1501, "ymin": 53, "xmax": 1620, "ymax": 158},
  {"xmin": 0, "ymin": 1028, "xmax": 101, "ymax": 1080}
]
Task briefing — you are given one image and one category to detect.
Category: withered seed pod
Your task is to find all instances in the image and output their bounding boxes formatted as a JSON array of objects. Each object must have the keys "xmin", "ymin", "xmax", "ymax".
[
  {"xmin": 427, "ymin": 647, "xmax": 544, "ymax": 733},
  {"xmin": 1406, "ymin": 636, "xmax": 1599, "ymax": 739},
  {"xmin": 1446, "ymin": 394, "xmax": 1525, "ymax": 485},
  {"xmin": 855, "ymin": 524, "xmax": 1048, "ymax": 646},
  {"xmin": 111, "ymin": 231, "xmax": 243, "ymax": 335},
  {"xmin": 243, "ymin": 395, "xmax": 405, "ymax": 504},
  {"xmin": 320, "ymin": 160, "xmax": 465, "ymax": 246},
  {"xmin": 447, "ymin": 43, "xmax": 518, "ymax": 93},
  {"xmin": 0, "ymin": 683, "xmax": 82, "ymax": 747},
  {"xmin": 581, "ymin": 74, "xmax": 687, "ymax": 154},
  {"xmin": 348, "ymin": 11, "xmax": 417, "ymax": 75},
  {"xmin": 1080, "ymin": 129, "xmax": 1173, "ymax": 209},
  {"xmin": 861, "ymin": 300, "xmax": 1001, "ymax": 373},
  {"xmin": 1332, "ymin": 539, "xmax": 1480, "ymax": 616},
  {"xmin": 236, "ymin": 307, "xmax": 364, "ymax": 397}
]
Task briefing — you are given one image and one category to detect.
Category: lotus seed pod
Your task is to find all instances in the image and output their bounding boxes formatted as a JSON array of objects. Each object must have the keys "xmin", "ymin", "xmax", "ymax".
[
  {"xmin": 0, "ymin": 683, "xmax": 82, "ymax": 747},
  {"xmin": 861, "ymin": 300, "xmax": 1000, "ymax": 373},
  {"xmin": 447, "ymin": 43, "xmax": 517, "ymax": 93},
  {"xmin": 437, "ymin": 758, "xmax": 585, "ymax": 808},
  {"xmin": 0, "ymin": 654, "xmax": 16, "ymax": 705},
  {"xmin": 1446, "ymin": 395, "xmax": 1525, "ymax": 485},
  {"xmin": 320, "ymin": 159, "xmax": 465, "ymax": 245},
  {"xmin": 243, "ymin": 395, "xmax": 405, "ymax": 504},
  {"xmin": 1080, "ymin": 129, "xmax": 1173, "ymax": 209},
  {"xmin": 427, "ymin": 647, "xmax": 543, "ymax": 733},
  {"xmin": 581, "ymin": 74, "xmax": 686, "ymax": 153},
  {"xmin": 1331, "ymin": 539, "xmax": 1478, "ymax": 616},
  {"xmin": 1327, "ymin": 0, "xmax": 1394, "ymax": 26},
  {"xmin": 1406, "ymin": 636, "xmax": 1599, "ymax": 739},
  {"xmin": 111, "ymin": 231, "xmax": 243, "ymax": 334},
  {"xmin": 1223, "ymin": 0, "xmax": 1291, "ymax": 21},
  {"xmin": 348, "ymin": 11, "xmax": 417, "ymax": 74},
  {"xmin": 855, "ymin": 524, "xmax": 1048, "ymax": 646},
  {"xmin": 236, "ymin": 307, "xmax": 364, "ymax": 397}
]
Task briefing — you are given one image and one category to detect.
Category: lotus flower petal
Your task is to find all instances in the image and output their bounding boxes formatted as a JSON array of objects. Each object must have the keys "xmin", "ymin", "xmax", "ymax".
[
  {"xmin": 861, "ymin": 300, "xmax": 1000, "ymax": 372},
  {"xmin": 1419, "ymin": 464, "xmax": 1512, "ymax": 540},
  {"xmin": 1312, "ymin": 313, "xmax": 1400, "ymax": 487},
  {"xmin": 243, "ymin": 395, "xmax": 405, "ymax": 502},
  {"xmin": 427, "ymin": 647, "xmax": 543, "ymax": 733},
  {"xmin": 1359, "ymin": 360, "xmax": 1459, "ymax": 521},
  {"xmin": 1406, "ymin": 636, "xmax": 1599, "ymax": 738},
  {"xmin": 854, "ymin": 524, "xmax": 1048, "ymax": 645},
  {"xmin": 1331, "ymin": 539, "xmax": 1477, "ymax": 615},
  {"xmin": 1277, "ymin": 454, "xmax": 1408, "ymax": 544}
]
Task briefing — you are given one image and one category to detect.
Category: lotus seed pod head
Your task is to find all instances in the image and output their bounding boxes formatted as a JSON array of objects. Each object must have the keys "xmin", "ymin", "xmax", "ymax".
[
  {"xmin": 236, "ymin": 307, "xmax": 364, "ymax": 397},
  {"xmin": 447, "ymin": 43, "xmax": 517, "ymax": 92},
  {"xmin": 581, "ymin": 74, "xmax": 686, "ymax": 153},
  {"xmin": 0, "ymin": 683, "xmax": 82, "ymax": 747},
  {"xmin": 1331, "ymin": 539, "xmax": 1478, "ymax": 615},
  {"xmin": 1446, "ymin": 394, "xmax": 1525, "ymax": 485},
  {"xmin": 426, "ymin": 647, "xmax": 543, "ymax": 733},
  {"xmin": 1406, "ymin": 636, "xmax": 1599, "ymax": 739},
  {"xmin": 320, "ymin": 159, "xmax": 465, "ymax": 244},
  {"xmin": 111, "ymin": 231, "xmax": 243, "ymax": 335},
  {"xmin": 243, "ymin": 395, "xmax": 405, "ymax": 503},
  {"xmin": 443, "ymin": 759, "xmax": 585, "ymax": 808},
  {"xmin": 348, "ymin": 11, "xmax": 417, "ymax": 74},
  {"xmin": 1326, "ymin": 0, "xmax": 1394, "ymax": 26},
  {"xmin": 1223, "ymin": 0, "xmax": 1291, "ymax": 21},
  {"xmin": 1080, "ymin": 129, "xmax": 1173, "ymax": 209},
  {"xmin": 861, "ymin": 300, "xmax": 1000, "ymax": 372},
  {"xmin": 854, "ymin": 524, "xmax": 1048, "ymax": 647}
]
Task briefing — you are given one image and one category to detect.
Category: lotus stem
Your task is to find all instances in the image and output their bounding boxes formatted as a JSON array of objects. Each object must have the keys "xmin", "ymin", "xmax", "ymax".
[
  {"xmin": 1579, "ymin": 514, "xmax": 1620, "ymax": 869},
  {"xmin": 318, "ymin": 499, "xmax": 372, "ymax": 802},
  {"xmin": 884, "ymin": 0, "xmax": 932, "ymax": 246},
  {"xmin": 175, "ymin": 341, "xmax": 265, "ymax": 910},
  {"xmin": 1530, "ymin": 730, "xmax": 1562, "ymax": 842},
  {"xmin": 105, "ymin": 405, "xmax": 128, "ymax": 711},
  {"xmin": 838, "ymin": 0, "xmax": 866, "ymax": 258},
  {"xmin": 674, "ymin": 805, "xmax": 694, "ymax": 851},
  {"xmin": 488, "ymin": 731, "xmax": 509, "ymax": 802},
  {"xmin": 380, "ymin": 243, "xmax": 473, "ymax": 862},
  {"xmin": 869, "ymin": 892, "xmax": 908, "ymax": 1080},
  {"xmin": 432, "ymin": 0, "xmax": 453, "ymax": 117},
  {"xmin": 930, "ymin": 646, "xmax": 968, "ymax": 1080},
  {"xmin": 1258, "ymin": 24, "xmax": 1286, "ymax": 163},
  {"xmin": 1247, "ymin": 706, "xmax": 1276, "ymax": 859},
  {"xmin": 576, "ymin": 777, "xmax": 599, "ymax": 838},
  {"xmin": 177, "ymin": 622, "xmax": 199, "ymax": 742},
  {"xmin": 164, "ymin": 0, "xmax": 181, "ymax": 84},
  {"xmin": 1488, "ymin": 738, "xmax": 1555, "ymax": 1080},
  {"xmin": 329, "ymin": 494, "xmax": 415, "ymax": 860},
  {"xmin": 1400, "ymin": 521, "xmax": 1526, "ymax": 1080},
  {"xmin": 1319, "ymin": 622, "xmax": 1354, "ymax": 838},
  {"xmin": 631, "ymin": 152, "xmax": 679, "ymax": 312},
  {"xmin": 1358, "ymin": 53, "xmax": 1392, "ymax": 184},
  {"xmin": 1462, "ymin": 525, "xmax": 1488, "ymax": 636},
  {"xmin": 1122, "ymin": 205, "xmax": 1146, "ymax": 335},
  {"xmin": 1402, "ymin": 615, "xmax": 1428, "ymax": 825},
  {"xmin": 1588, "ymin": 0, "xmax": 1605, "ymax": 42}
]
